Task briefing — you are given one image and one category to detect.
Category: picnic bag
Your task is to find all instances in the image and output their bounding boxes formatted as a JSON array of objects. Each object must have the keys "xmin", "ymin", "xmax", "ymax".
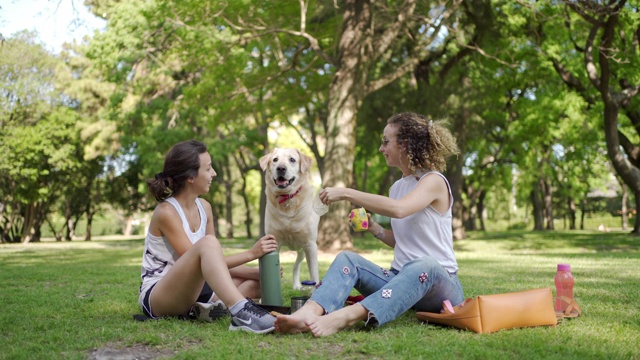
[{"xmin": 415, "ymin": 287, "xmax": 558, "ymax": 334}]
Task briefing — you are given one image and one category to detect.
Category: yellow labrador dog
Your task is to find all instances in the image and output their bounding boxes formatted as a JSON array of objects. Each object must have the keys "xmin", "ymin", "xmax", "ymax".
[{"xmin": 260, "ymin": 148, "xmax": 319, "ymax": 290}]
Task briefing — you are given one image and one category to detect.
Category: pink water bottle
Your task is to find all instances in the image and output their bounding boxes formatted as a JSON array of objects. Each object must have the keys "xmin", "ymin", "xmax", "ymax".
[{"xmin": 554, "ymin": 263, "xmax": 575, "ymax": 312}]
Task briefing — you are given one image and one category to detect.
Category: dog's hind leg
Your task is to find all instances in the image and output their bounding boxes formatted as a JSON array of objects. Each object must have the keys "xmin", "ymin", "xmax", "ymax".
[{"xmin": 292, "ymin": 250, "xmax": 305, "ymax": 290}]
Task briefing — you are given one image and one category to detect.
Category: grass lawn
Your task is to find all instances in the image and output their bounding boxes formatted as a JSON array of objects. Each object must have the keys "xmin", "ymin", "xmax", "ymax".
[{"xmin": 1, "ymin": 230, "xmax": 638, "ymax": 360}]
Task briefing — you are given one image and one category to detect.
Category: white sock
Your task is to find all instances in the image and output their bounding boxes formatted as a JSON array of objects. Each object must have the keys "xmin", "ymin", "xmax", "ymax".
[{"xmin": 229, "ymin": 299, "xmax": 248, "ymax": 316}]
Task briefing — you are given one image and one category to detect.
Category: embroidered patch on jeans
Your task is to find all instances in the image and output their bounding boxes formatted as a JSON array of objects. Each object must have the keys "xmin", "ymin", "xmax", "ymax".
[
  {"xmin": 381, "ymin": 268, "xmax": 389, "ymax": 277},
  {"xmin": 382, "ymin": 289, "xmax": 392, "ymax": 298},
  {"xmin": 419, "ymin": 272, "xmax": 429, "ymax": 283},
  {"xmin": 342, "ymin": 266, "xmax": 350, "ymax": 275}
]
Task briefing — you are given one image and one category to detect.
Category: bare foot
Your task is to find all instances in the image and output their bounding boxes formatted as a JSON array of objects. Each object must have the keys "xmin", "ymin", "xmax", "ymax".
[
  {"xmin": 306, "ymin": 304, "xmax": 368, "ymax": 337},
  {"xmin": 275, "ymin": 301, "xmax": 324, "ymax": 334},
  {"xmin": 275, "ymin": 313, "xmax": 312, "ymax": 334}
]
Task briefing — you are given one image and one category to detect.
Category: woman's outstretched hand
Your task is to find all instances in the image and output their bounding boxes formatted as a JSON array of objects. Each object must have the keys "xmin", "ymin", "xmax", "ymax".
[{"xmin": 319, "ymin": 187, "xmax": 346, "ymax": 205}]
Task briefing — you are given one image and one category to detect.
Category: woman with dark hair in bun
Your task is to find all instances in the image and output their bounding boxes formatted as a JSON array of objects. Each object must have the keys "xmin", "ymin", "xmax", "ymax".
[{"xmin": 139, "ymin": 139, "xmax": 277, "ymax": 334}]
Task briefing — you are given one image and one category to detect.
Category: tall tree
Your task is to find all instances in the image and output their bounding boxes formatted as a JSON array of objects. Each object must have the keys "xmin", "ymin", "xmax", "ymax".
[
  {"xmin": 215, "ymin": 0, "xmax": 471, "ymax": 248},
  {"xmin": 86, "ymin": 0, "xmax": 301, "ymax": 238},
  {"xmin": 0, "ymin": 32, "xmax": 94, "ymax": 243},
  {"xmin": 527, "ymin": 0, "xmax": 640, "ymax": 233}
]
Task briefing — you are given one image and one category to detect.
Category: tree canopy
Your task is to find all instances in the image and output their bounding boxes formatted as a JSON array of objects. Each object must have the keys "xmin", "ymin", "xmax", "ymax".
[{"xmin": 1, "ymin": 0, "xmax": 638, "ymax": 245}]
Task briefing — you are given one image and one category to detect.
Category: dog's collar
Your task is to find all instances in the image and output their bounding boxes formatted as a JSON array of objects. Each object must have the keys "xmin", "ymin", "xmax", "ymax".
[{"xmin": 278, "ymin": 186, "xmax": 302, "ymax": 204}]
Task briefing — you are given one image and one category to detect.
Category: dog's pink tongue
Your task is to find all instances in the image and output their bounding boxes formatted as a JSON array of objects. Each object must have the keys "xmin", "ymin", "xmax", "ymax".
[{"xmin": 277, "ymin": 179, "xmax": 289, "ymax": 186}]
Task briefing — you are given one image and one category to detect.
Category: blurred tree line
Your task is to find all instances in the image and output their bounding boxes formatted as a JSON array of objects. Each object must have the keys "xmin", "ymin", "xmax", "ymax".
[{"xmin": 1, "ymin": 0, "xmax": 638, "ymax": 246}]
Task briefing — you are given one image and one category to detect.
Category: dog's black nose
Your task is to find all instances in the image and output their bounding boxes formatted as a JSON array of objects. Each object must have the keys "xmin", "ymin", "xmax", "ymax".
[{"xmin": 276, "ymin": 167, "xmax": 286, "ymax": 175}]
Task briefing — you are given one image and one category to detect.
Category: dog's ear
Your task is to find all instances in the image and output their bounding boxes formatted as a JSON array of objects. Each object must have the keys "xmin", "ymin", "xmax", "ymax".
[
  {"xmin": 298, "ymin": 150, "xmax": 314, "ymax": 173},
  {"xmin": 259, "ymin": 152, "xmax": 272, "ymax": 171}
]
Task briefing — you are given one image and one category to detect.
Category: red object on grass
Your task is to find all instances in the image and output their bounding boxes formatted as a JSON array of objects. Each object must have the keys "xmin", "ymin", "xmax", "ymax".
[{"xmin": 345, "ymin": 295, "xmax": 365, "ymax": 305}]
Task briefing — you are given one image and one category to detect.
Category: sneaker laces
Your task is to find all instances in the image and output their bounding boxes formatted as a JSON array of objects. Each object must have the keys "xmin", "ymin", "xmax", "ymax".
[{"xmin": 243, "ymin": 298, "xmax": 269, "ymax": 317}]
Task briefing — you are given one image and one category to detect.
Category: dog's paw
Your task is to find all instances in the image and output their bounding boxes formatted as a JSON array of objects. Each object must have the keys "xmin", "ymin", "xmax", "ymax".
[{"xmin": 292, "ymin": 283, "xmax": 303, "ymax": 291}]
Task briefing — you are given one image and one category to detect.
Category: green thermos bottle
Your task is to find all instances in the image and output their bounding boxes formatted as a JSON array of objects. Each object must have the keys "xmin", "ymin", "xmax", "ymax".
[{"xmin": 259, "ymin": 250, "xmax": 283, "ymax": 306}]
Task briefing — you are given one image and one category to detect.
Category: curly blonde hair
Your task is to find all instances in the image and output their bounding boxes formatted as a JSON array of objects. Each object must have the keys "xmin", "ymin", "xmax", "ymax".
[{"xmin": 387, "ymin": 112, "xmax": 459, "ymax": 173}]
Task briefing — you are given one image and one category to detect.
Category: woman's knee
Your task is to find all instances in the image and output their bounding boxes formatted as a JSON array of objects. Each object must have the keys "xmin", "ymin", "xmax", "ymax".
[
  {"xmin": 336, "ymin": 250, "xmax": 359, "ymax": 263},
  {"xmin": 201, "ymin": 234, "xmax": 221, "ymax": 246},
  {"xmin": 193, "ymin": 235, "xmax": 222, "ymax": 252}
]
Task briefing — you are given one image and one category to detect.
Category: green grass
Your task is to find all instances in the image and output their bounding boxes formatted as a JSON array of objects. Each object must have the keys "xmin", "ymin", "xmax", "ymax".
[{"xmin": 1, "ymin": 231, "xmax": 639, "ymax": 359}]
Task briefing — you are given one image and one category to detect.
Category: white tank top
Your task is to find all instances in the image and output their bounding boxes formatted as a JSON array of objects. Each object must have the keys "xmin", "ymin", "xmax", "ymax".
[
  {"xmin": 138, "ymin": 197, "xmax": 208, "ymax": 303},
  {"xmin": 389, "ymin": 172, "xmax": 458, "ymax": 274}
]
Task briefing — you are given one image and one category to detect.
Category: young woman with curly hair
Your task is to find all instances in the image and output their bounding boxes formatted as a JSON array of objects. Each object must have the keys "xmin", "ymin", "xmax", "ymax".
[{"xmin": 275, "ymin": 112, "xmax": 463, "ymax": 336}]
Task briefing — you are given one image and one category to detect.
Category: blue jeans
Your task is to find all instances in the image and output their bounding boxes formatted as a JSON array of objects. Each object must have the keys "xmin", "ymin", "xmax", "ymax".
[{"xmin": 310, "ymin": 251, "xmax": 464, "ymax": 326}]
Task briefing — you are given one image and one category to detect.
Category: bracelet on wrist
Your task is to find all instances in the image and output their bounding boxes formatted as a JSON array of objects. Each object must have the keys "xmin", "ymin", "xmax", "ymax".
[{"xmin": 375, "ymin": 226, "xmax": 384, "ymax": 239}]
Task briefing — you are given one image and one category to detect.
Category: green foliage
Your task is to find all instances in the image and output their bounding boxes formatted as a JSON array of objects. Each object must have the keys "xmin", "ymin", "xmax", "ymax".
[
  {"xmin": 0, "ymin": 31, "xmax": 113, "ymax": 242},
  {"xmin": 2, "ymin": 108, "xmax": 80, "ymax": 198},
  {"xmin": 0, "ymin": 31, "xmax": 60, "ymax": 124},
  {"xmin": 3, "ymin": 1, "xmax": 638, "ymax": 242},
  {"xmin": 86, "ymin": 0, "xmax": 151, "ymax": 82}
]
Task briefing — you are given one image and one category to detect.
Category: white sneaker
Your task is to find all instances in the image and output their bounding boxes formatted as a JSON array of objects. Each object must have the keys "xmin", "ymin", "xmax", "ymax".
[{"xmin": 190, "ymin": 300, "xmax": 229, "ymax": 322}]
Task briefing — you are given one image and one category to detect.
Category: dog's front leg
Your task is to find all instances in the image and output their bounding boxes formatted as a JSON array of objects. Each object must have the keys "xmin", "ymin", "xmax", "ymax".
[
  {"xmin": 292, "ymin": 250, "xmax": 305, "ymax": 290},
  {"xmin": 303, "ymin": 242, "xmax": 319, "ymax": 286}
]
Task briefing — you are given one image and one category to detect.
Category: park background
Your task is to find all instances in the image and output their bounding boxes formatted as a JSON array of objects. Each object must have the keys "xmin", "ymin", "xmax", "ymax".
[{"xmin": 1, "ymin": 1, "xmax": 640, "ymax": 359}]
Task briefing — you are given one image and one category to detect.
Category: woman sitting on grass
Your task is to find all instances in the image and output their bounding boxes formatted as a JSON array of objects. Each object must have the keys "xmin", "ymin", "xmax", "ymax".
[
  {"xmin": 139, "ymin": 139, "xmax": 277, "ymax": 334},
  {"xmin": 275, "ymin": 112, "xmax": 464, "ymax": 336}
]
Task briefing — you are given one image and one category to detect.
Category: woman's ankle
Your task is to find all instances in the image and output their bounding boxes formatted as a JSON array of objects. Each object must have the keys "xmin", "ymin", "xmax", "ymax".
[{"xmin": 304, "ymin": 299, "xmax": 327, "ymax": 316}]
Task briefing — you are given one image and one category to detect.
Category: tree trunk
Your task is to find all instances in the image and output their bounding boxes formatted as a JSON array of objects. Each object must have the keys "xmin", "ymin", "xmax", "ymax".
[
  {"xmin": 447, "ymin": 74, "xmax": 470, "ymax": 238},
  {"xmin": 541, "ymin": 176, "xmax": 554, "ymax": 230},
  {"xmin": 0, "ymin": 202, "xmax": 4, "ymax": 244},
  {"xmin": 2, "ymin": 203, "xmax": 18, "ymax": 243},
  {"xmin": 378, "ymin": 168, "xmax": 399, "ymax": 195},
  {"xmin": 620, "ymin": 183, "xmax": 628, "ymax": 230},
  {"xmin": 317, "ymin": 104, "xmax": 360, "ymax": 249},
  {"xmin": 213, "ymin": 204, "xmax": 222, "ymax": 239},
  {"xmin": 308, "ymin": 0, "xmax": 422, "ymax": 249},
  {"xmin": 66, "ymin": 218, "xmax": 76, "ymax": 240},
  {"xmin": 477, "ymin": 189, "xmax": 486, "ymax": 231},
  {"xmin": 45, "ymin": 217, "xmax": 64, "ymax": 242},
  {"xmin": 530, "ymin": 187, "xmax": 544, "ymax": 231},
  {"xmin": 464, "ymin": 184, "xmax": 477, "ymax": 231},
  {"xmin": 567, "ymin": 196, "xmax": 576, "ymax": 230},
  {"xmin": 224, "ymin": 163, "xmax": 234, "ymax": 239},
  {"xmin": 603, "ymin": 102, "xmax": 640, "ymax": 234},
  {"xmin": 21, "ymin": 202, "xmax": 37, "ymax": 244},
  {"xmin": 448, "ymin": 159, "xmax": 465, "ymax": 240},
  {"xmin": 85, "ymin": 177, "xmax": 94, "ymax": 241},
  {"xmin": 317, "ymin": 0, "xmax": 373, "ymax": 250},
  {"xmin": 634, "ymin": 190, "xmax": 640, "ymax": 234},
  {"xmin": 259, "ymin": 166, "xmax": 267, "ymax": 237},
  {"xmin": 85, "ymin": 208, "xmax": 93, "ymax": 241},
  {"xmin": 580, "ymin": 197, "xmax": 587, "ymax": 230},
  {"xmin": 257, "ymin": 122, "xmax": 269, "ymax": 238},
  {"xmin": 240, "ymin": 173, "xmax": 253, "ymax": 239},
  {"xmin": 123, "ymin": 217, "xmax": 134, "ymax": 237},
  {"xmin": 63, "ymin": 199, "xmax": 74, "ymax": 240}
]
